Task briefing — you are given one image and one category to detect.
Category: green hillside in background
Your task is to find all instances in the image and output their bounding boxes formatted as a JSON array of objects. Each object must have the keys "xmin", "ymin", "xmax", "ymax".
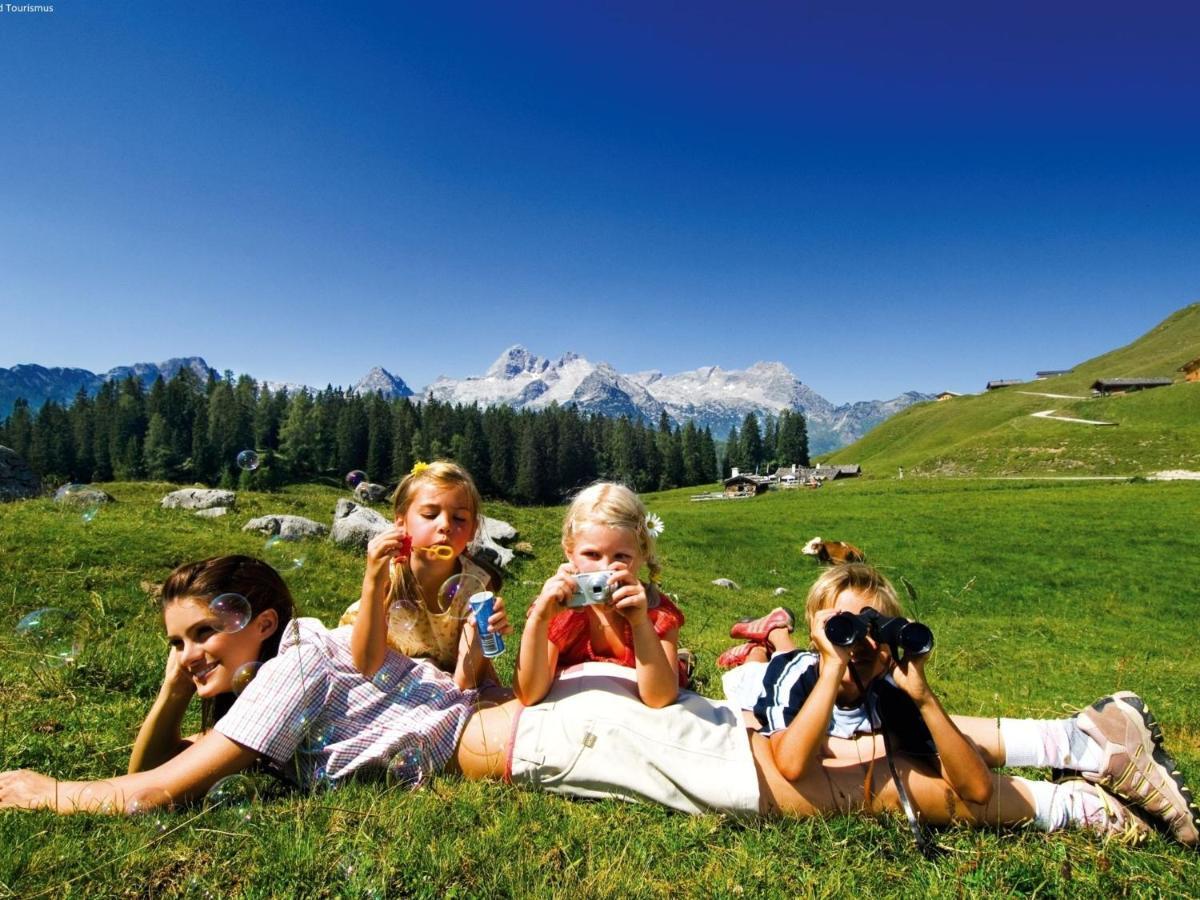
[{"xmin": 825, "ymin": 302, "xmax": 1200, "ymax": 477}]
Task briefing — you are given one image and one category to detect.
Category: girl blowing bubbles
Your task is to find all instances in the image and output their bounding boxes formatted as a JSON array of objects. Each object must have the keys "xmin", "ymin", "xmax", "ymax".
[
  {"xmin": 515, "ymin": 482, "xmax": 683, "ymax": 709},
  {"xmin": 344, "ymin": 461, "xmax": 511, "ymax": 689}
]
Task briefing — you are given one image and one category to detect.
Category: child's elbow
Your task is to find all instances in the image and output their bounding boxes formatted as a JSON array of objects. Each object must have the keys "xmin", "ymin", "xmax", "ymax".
[
  {"xmin": 642, "ymin": 689, "xmax": 678, "ymax": 710},
  {"xmin": 957, "ymin": 774, "xmax": 993, "ymax": 807}
]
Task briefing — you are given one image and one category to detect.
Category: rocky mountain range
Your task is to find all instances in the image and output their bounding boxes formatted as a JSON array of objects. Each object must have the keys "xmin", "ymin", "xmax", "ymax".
[{"xmin": 0, "ymin": 349, "xmax": 933, "ymax": 454}]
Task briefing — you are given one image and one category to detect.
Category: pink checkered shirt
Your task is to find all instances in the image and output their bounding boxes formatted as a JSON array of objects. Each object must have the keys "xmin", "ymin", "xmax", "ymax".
[{"xmin": 215, "ymin": 618, "xmax": 474, "ymax": 788}]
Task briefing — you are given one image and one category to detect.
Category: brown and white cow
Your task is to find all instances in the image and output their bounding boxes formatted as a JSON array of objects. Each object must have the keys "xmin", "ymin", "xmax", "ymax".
[{"xmin": 801, "ymin": 536, "xmax": 865, "ymax": 564}]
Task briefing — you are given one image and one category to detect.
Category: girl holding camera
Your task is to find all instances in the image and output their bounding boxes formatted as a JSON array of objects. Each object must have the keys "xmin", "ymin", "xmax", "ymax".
[{"xmin": 514, "ymin": 482, "xmax": 684, "ymax": 708}]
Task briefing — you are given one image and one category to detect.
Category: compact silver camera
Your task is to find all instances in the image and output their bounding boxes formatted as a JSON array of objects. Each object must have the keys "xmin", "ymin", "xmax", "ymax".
[{"xmin": 567, "ymin": 570, "xmax": 615, "ymax": 608}]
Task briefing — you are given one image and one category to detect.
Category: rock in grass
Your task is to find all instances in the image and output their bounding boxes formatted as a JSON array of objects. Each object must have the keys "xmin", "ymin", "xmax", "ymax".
[
  {"xmin": 162, "ymin": 488, "xmax": 236, "ymax": 510},
  {"xmin": 514, "ymin": 541, "xmax": 534, "ymax": 555},
  {"xmin": 54, "ymin": 484, "xmax": 115, "ymax": 505},
  {"xmin": 0, "ymin": 445, "xmax": 39, "ymax": 501},
  {"xmin": 469, "ymin": 515, "xmax": 517, "ymax": 568},
  {"xmin": 773, "ymin": 587, "xmax": 788, "ymax": 596},
  {"xmin": 711, "ymin": 578, "xmax": 741, "ymax": 590},
  {"xmin": 195, "ymin": 507, "xmax": 229, "ymax": 519},
  {"xmin": 331, "ymin": 499, "xmax": 390, "ymax": 550},
  {"xmin": 243, "ymin": 514, "xmax": 327, "ymax": 540},
  {"xmin": 353, "ymin": 481, "xmax": 390, "ymax": 504}
]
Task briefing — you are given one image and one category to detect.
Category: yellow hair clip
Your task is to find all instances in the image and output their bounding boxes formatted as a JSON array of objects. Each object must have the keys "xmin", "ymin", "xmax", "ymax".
[{"xmin": 410, "ymin": 461, "xmax": 430, "ymax": 476}]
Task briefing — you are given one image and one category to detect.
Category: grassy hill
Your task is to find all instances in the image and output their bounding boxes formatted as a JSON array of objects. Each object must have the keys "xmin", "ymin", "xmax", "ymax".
[
  {"xmin": 825, "ymin": 303, "xmax": 1200, "ymax": 476},
  {"xmin": 1, "ymin": 478, "xmax": 1199, "ymax": 895}
]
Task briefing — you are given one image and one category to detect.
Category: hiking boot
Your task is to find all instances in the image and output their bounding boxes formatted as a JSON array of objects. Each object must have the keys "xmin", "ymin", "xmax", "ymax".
[
  {"xmin": 1067, "ymin": 780, "xmax": 1156, "ymax": 845},
  {"xmin": 730, "ymin": 607, "xmax": 795, "ymax": 643},
  {"xmin": 716, "ymin": 641, "xmax": 764, "ymax": 670},
  {"xmin": 1077, "ymin": 691, "xmax": 1200, "ymax": 847}
]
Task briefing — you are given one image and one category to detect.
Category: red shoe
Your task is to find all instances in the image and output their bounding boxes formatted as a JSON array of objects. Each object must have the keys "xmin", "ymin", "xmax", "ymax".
[
  {"xmin": 730, "ymin": 607, "xmax": 795, "ymax": 643},
  {"xmin": 717, "ymin": 641, "xmax": 764, "ymax": 670}
]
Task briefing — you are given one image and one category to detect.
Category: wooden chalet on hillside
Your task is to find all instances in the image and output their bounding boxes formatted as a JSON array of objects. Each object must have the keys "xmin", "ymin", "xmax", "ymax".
[
  {"xmin": 986, "ymin": 379, "xmax": 1022, "ymax": 391},
  {"xmin": 723, "ymin": 473, "xmax": 771, "ymax": 498},
  {"xmin": 935, "ymin": 391, "xmax": 961, "ymax": 401},
  {"xmin": 1180, "ymin": 357, "xmax": 1200, "ymax": 383},
  {"xmin": 1089, "ymin": 377, "xmax": 1172, "ymax": 396}
]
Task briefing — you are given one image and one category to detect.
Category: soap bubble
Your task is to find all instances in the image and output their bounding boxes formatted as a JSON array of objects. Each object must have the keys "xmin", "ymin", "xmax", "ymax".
[
  {"xmin": 264, "ymin": 535, "xmax": 306, "ymax": 571},
  {"xmin": 299, "ymin": 715, "xmax": 337, "ymax": 754},
  {"xmin": 232, "ymin": 661, "xmax": 262, "ymax": 694},
  {"xmin": 126, "ymin": 787, "xmax": 174, "ymax": 832},
  {"xmin": 54, "ymin": 483, "xmax": 89, "ymax": 503},
  {"xmin": 205, "ymin": 774, "xmax": 257, "ymax": 821},
  {"xmin": 345, "ymin": 470, "xmax": 367, "ymax": 488},
  {"xmin": 385, "ymin": 734, "xmax": 434, "ymax": 791},
  {"xmin": 16, "ymin": 607, "xmax": 79, "ymax": 666},
  {"xmin": 236, "ymin": 450, "xmax": 260, "ymax": 471},
  {"xmin": 210, "ymin": 593, "xmax": 252, "ymax": 633},
  {"xmin": 385, "ymin": 597, "xmax": 420, "ymax": 637},
  {"xmin": 75, "ymin": 780, "xmax": 119, "ymax": 814},
  {"xmin": 432, "ymin": 573, "xmax": 486, "ymax": 619},
  {"xmin": 459, "ymin": 698, "xmax": 515, "ymax": 769},
  {"xmin": 81, "ymin": 505, "xmax": 100, "ymax": 523},
  {"xmin": 309, "ymin": 764, "xmax": 335, "ymax": 793}
]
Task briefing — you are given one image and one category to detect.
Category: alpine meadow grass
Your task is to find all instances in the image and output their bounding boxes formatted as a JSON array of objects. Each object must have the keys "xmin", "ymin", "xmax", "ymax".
[{"xmin": 1, "ymin": 477, "xmax": 1198, "ymax": 897}]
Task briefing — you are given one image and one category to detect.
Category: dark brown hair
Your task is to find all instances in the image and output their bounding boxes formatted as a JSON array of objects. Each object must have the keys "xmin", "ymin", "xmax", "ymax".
[{"xmin": 160, "ymin": 555, "xmax": 296, "ymax": 730}]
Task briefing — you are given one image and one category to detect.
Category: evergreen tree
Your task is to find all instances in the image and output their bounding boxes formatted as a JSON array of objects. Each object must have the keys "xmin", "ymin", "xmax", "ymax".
[
  {"xmin": 450, "ymin": 412, "xmax": 489, "ymax": 493},
  {"xmin": 5, "ymin": 398, "xmax": 33, "ymax": 463},
  {"xmin": 278, "ymin": 389, "xmax": 316, "ymax": 477},
  {"xmin": 514, "ymin": 416, "xmax": 543, "ymax": 504},
  {"xmin": 68, "ymin": 388, "xmax": 95, "ymax": 481},
  {"xmin": 740, "ymin": 412, "xmax": 764, "ymax": 473},
  {"xmin": 763, "ymin": 413, "xmax": 779, "ymax": 469},
  {"xmin": 657, "ymin": 411, "xmax": 684, "ymax": 490},
  {"xmin": 190, "ymin": 401, "xmax": 217, "ymax": 483},
  {"xmin": 111, "ymin": 378, "xmax": 147, "ymax": 480},
  {"xmin": 143, "ymin": 412, "xmax": 173, "ymax": 481},
  {"xmin": 680, "ymin": 420, "xmax": 703, "ymax": 486},
  {"xmin": 483, "ymin": 407, "xmax": 516, "ymax": 498},
  {"xmin": 389, "ymin": 398, "xmax": 417, "ymax": 482},
  {"xmin": 365, "ymin": 394, "xmax": 393, "ymax": 482},
  {"xmin": 700, "ymin": 426, "xmax": 719, "ymax": 483},
  {"xmin": 206, "ymin": 381, "xmax": 241, "ymax": 483},
  {"xmin": 91, "ymin": 382, "xmax": 116, "ymax": 480},
  {"xmin": 336, "ymin": 397, "xmax": 369, "ymax": 474},
  {"xmin": 776, "ymin": 409, "xmax": 810, "ymax": 468},
  {"xmin": 724, "ymin": 424, "xmax": 741, "ymax": 476}
]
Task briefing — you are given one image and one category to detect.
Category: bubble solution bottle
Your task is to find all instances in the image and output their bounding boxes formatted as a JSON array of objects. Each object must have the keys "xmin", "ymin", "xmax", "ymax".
[{"xmin": 467, "ymin": 592, "xmax": 505, "ymax": 658}]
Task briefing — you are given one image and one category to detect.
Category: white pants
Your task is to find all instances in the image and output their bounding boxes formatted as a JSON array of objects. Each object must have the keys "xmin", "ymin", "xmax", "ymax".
[{"xmin": 508, "ymin": 662, "xmax": 761, "ymax": 816}]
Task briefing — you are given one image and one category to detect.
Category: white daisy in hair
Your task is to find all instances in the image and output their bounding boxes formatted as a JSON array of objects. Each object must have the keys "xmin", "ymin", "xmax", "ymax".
[{"xmin": 645, "ymin": 512, "xmax": 664, "ymax": 538}]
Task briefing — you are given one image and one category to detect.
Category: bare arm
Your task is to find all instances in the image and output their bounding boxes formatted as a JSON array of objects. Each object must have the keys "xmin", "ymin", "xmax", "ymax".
[
  {"xmin": 610, "ymin": 570, "xmax": 678, "ymax": 708},
  {"xmin": 2, "ymin": 730, "xmax": 261, "ymax": 814},
  {"xmin": 128, "ymin": 648, "xmax": 198, "ymax": 773},
  {"xmin": 892, "ymin": 656, "xmax": 994, "ymax": 805},
  {"xmin": 768, "ymin": 609, "xmax": 848, "ymax": 781},
  {"xmin": 514, "ymin": 566, "xmax": 572, "ymax": 706},
  {"xmin": 350, "ymin": 526, "xmax": 408, "ymax": 678}
]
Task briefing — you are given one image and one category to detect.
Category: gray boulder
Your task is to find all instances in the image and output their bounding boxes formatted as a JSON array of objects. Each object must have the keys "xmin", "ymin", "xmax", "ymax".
[
  {"xmin": 54, "ymin": 484, "xmax": 115, "ymax": 506},
  {"xmin": 353, "ymin": 481, "xmax": 390, "ymax": 504},
  {"xmin": 773, "ymin": 587, "xmax": 789, "ymax": 596},
  {"xmin": 711, "ymin": 578, "xmax": 741, "ymax": 590},
  {"xmin": 468, "ymin": 514, "xmax": 519, "ymax": 568},
  {"xmin": 243, "ymin": 514, "xmax": 328, "ymax": 540},
  {"xmin": 331, "ymin": 499, "xmax": 391, "ymax": 550},
  {"xmin": 161, "ymin": 488, "xmax": 236, "ymax": 510},
  {"xmin": 0, "ymin": 446, "xmax": 38, "ymax": 501},
  {"xmin": 195, "ymin": 507, "xmax": 229, "ymax": 519}
]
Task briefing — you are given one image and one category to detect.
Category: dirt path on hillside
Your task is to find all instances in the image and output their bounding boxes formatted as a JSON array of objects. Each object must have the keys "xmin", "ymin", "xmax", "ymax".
[
  {"xmin": 1017, "ymin": 390, "xmax": 1092, "ymax": 399},
  {"xmin": 1029, "ymin": 409, "xmax": 1117, "ymax": 425}
]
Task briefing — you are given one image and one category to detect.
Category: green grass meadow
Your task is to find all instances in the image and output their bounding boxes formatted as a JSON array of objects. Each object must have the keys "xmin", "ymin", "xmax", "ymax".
[{"xmin": 2, "ymin": 478, "xmax": 1199, "ymax": 897}]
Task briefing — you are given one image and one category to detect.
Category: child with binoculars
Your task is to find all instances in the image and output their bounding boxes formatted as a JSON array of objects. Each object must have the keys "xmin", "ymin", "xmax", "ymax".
[{"xmin": 720, "ymin": 564, "xmax": 1199, "ymax": 844}]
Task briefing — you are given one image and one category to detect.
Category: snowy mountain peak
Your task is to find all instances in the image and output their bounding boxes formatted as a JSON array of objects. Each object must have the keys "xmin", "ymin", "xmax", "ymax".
[
  {"xmin": 486, "ymin": 346, "xmax": 549, "ymax": 379},
  {"xmin": 353, "ymin": 367, "xmax": 413, "ymax": 398}
]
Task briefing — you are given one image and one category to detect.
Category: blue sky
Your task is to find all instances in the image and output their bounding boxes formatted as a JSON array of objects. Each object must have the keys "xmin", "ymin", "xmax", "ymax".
[{"xmin": 1, "ymin": 1, "xmax": 1197, "ymax": 404}]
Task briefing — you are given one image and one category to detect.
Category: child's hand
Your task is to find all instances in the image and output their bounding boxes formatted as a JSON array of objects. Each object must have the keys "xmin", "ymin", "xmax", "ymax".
[
  {"xmin": 889, "ymin": 652, "xmax": 933, "ymax": 705},
  {"xmin": 529, "ymin": 564, "xmax": 575, "ymax": 622},
  {"xmin": 486, "ymin": 595, "xmax": 513, "ymax": 636},
  {"xmin": 607, "ymin": 565, "xmax": 649, "ymax": 625},
  {"xmin": 809, "ymin": 609, "xmax": 853, "ymax": 670},
  {"xmin": 365, "ymin": 526, "xmax": 410, "ymax": 579}
]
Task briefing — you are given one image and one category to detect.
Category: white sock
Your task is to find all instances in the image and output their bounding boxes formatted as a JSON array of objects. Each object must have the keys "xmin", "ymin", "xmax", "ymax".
[
  {"xmin": 999, "ymin": 718, "xmax": 1105, "ymax": 771},
  {"xmin": 1016, "ymin": 777, "xmax": 1110, "ymax": 832}
]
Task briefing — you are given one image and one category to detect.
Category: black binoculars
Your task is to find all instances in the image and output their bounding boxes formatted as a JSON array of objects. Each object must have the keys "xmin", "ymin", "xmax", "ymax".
[{"xmin": 824, "ymin": 607, "xmax": 934, "ymax": 657}]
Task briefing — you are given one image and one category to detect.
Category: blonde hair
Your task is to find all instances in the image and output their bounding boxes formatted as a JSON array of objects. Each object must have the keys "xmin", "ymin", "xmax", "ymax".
[
  {"xmin": 562, "ymin": 482, "xmax": 662, "ymax": 585},
  {"xmin": 803, "ymin": 563, "xmax": 902, "ymax": 637},
  {"xmin": 389, "ymin": 460, "xmax": 483, "ymax": 603}
]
